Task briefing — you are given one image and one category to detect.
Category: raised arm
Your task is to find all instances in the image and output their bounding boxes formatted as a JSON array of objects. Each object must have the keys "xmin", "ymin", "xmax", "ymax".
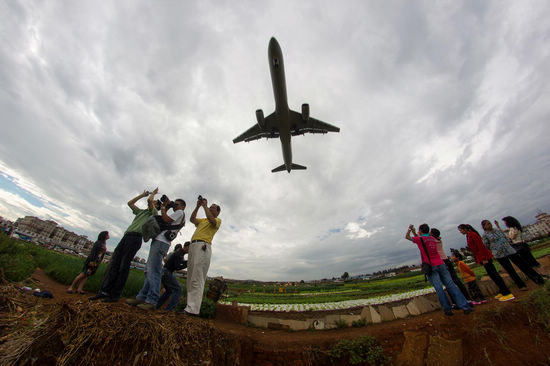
[
  {"xmin": 203, "ymin": 202, "xmax": 217, "ymax": 227},
  {"xmin": 147, "ymin": 187, "xmax": 159, "ymax": 210},
  {"xmin": 405, "ymin": 224, "xmax": 416, "ymax": 242},
  {"xmin": 159, "ymin": 201, "xmax": 175, "ymax": 223},
  {"xmin": 190, "ymin": 200, "xmax": 201, "ymax": 226},
  {"xmin": 128, "ymin": 191, "xmax": 149, "ymax": 211}
]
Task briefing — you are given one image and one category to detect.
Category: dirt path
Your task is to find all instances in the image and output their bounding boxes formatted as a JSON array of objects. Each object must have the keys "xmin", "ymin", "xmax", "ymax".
[{"xmin": 24, "ymin": 260, "xmax": 550, "ymax": 365}]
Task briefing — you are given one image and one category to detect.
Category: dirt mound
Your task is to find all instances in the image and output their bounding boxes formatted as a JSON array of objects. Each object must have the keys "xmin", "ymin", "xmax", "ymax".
[
  {"xmin": 2, "ymin": 267, "xmax": 550, "ymax": 365},
  {"xmin": 0, "ymin": 284, "xmax": 249, "ymax": 366}
]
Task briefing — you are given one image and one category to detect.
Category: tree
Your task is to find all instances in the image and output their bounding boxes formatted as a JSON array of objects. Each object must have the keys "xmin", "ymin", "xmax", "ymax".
[{"xmin": 342, "ymin": 272, "xmax": 349, "ymax": 280}]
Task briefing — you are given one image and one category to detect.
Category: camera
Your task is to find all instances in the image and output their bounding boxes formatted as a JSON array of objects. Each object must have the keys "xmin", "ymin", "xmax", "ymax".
[
  {"xmin": 160, "ymin": 194, "xmax": 175, "ymax": 209},
  {"xmin": 198, "ymin": 195, "xmax": 205, "ymax": 202},
  {"xmin": 164, "ymin": 230, "xmax": 177, "ymax": 241}
]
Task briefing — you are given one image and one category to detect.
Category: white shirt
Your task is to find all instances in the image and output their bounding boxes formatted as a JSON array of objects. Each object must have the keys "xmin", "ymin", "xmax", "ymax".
[{"xmin": 154, "ymin": 210, "xmax": 184, "ymax": 244}]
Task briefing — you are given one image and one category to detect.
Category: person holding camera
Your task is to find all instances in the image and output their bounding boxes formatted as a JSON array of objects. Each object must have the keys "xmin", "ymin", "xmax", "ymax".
[
  {"xmin": 183, "ymin": 195, "xmax": 221, "ymax": 316},
  {"xmin": 130, "ymin": 196, "xmax": 186, "ymax": 310},
  {"xmin": 406, "ymin": 224, "xmax": 472, "ymax": 316},
  {"xmin": 156, "ymin": 241, "xmax": 190, "ymax": 311},
  {"xmin": 90, "ymin": 189, "xmax": 158, "ymax": 303}
]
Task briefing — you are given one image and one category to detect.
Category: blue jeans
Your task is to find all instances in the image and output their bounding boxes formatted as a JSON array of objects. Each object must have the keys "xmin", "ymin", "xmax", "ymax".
[
  {"xmin": 157, "ymin": 268, "xmax": 182, "ymax": 311},
  {"xmin": 136, "ymin": 240, "xmax": 170, "ymax": 305},
  {"xmin": 428, "ymin": 264, "xmax": 471, "ymax": 312}
]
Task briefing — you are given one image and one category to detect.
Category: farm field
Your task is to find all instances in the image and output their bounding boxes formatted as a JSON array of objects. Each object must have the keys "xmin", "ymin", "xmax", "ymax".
[
  {"xmin": 1, "ymin": 250, "xmax": 550, "ymax": 365},
  {"xmin": 219, "ymin": 239, "xmax": 550, "ymax": 310},
  {"xmin": 2, "ymin": 233, "xmax": 550, "ymax": 365},
  {"xmin": 2, "ymin": 234, "xmax": 549, "ymax": 312}
]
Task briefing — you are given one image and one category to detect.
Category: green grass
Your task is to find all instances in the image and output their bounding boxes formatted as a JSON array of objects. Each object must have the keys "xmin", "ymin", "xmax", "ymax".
[
  {"xmin": 531, "ymin": 246, "xmax": 550, "ymax": 258},
  {"xmin": 325, "ymin": 336, "xmax": 390, "ymax": 365},
  {"xmin": 223, "ymin": 274, "xmax": 432, "ymax": 304},
  {"xmin": 524, "ymin": 282, "xmax": 550, "ymax": 333},
  {"xmin": 0, "ymin": 234, "xmax": 158, "ymax": 297},
  {"xmin": 3, "ymin": 232, "xmax": 549, "ymax": 306}
]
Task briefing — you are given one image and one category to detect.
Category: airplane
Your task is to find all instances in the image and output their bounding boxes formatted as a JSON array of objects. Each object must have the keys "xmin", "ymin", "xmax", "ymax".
[{"xmin": 233, "ymin": 37, "xmax": 340, "ymax": 173}]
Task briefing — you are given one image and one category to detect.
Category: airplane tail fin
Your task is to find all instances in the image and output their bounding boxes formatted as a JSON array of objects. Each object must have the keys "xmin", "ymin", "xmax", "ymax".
[{"xmin": 271, "ymin": 163, "xmax": 307, "ymax": 173}]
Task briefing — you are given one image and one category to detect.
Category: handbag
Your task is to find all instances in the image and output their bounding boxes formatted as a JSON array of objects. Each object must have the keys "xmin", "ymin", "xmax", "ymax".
[
  {"xmin": 141, "ymin": 215, "xmax": 162, "ymax": 242},
  {"xmin": 419, "ymin": 237, "xmax": 432, "ymax": 281},
  {"xmin": 142, "ymin": 214, "xmax": 186, "ymax": 243}
]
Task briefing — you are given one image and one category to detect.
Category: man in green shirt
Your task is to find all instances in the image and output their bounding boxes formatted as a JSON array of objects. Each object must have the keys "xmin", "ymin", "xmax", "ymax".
[{"xmin": 90, "ymin": 189, "xmax": 158, "ymax": 302}]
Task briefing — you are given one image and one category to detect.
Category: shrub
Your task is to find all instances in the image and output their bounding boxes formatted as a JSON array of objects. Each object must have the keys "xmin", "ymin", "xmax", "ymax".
[
  {"xmin": 326, "ymin": 336, "xmax": 390, "ymax": 365},
  {"xmin": 334, "ymin": 319, "xmax": 349, "ymax": 329},
  {"xmin": 525, "ymin": 282, "xmax": 550, "ymax": 333},
  {"xmin": 176, "ymin": 297, "xmax": 216, "ymax": 318},
  {"xmin": 0, "ymin": 252, "xmax": 35, "ymax": 282},
  {"xmin": 352, "ymin": 318, "xmax": 367, "ymax": 327},
  {"xmin": 0, "ymin": 237, "xmax": 37, "ymax": 282}
]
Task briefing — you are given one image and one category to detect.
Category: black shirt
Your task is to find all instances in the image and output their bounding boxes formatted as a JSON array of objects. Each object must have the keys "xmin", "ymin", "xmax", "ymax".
[{"xmin": 164, "ymin": 248, "xmax": 187, "ymax": 272}]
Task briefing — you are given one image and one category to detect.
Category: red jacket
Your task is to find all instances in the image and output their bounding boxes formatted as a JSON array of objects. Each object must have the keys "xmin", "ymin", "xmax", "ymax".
[{"xmin": 467, "ymin": 231, "xmax": 493, "ymax": 264}]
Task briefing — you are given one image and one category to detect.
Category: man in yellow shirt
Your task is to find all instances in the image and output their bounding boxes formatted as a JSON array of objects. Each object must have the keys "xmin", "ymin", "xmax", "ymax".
[{"xmin": 183, "ymin": 196, "xmax": 221, "ymax": 316}]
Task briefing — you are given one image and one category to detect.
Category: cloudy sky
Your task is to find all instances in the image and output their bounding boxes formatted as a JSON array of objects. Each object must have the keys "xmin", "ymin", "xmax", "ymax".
[{"xmin": 1, "ymin": 1, "xmax": 549, "ymax": 281}]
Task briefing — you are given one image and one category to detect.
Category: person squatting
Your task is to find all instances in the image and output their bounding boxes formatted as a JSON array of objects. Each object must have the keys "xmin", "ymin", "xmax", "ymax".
[{"xmin": 90, "ymin": 190, "xmax": 221, "ymax": 315}]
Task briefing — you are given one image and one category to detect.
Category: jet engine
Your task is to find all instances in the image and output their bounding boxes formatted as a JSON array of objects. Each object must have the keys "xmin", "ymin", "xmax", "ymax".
[
  {"xmin": 301, "ymin": 103, "xmax": 309, "ymax": 122},
  {"xmin": 256, "ymin": 109, "xmax": 265, "ymax": 129}
]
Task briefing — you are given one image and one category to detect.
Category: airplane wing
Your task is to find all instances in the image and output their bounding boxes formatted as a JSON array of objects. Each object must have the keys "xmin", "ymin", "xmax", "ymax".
[
  {"xmin": 233, "ymin": 112, "xmax": 279, "ymax": 143},
  {"xmin": 289, "ymin": 110, "xmax": 340, "ymax": 136}
]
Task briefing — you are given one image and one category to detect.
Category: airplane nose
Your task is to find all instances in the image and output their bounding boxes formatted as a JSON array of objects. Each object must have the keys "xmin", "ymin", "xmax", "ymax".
[{"xmin": 269, "ymin": 37, "xmax": 280, "ymax": 50}]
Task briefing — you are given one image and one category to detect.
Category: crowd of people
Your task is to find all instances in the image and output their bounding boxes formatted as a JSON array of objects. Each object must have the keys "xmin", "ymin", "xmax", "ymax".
[
  {"xmin": 68, "ymin": 189, "xmax": 221, "ymax": 316},
  {"xmin": 406, "ymin": 216, "xmax": 545, "ymax": 316},
  {"xmin": 68, "ymin": 194, "xmax": 544, "ymax": 319}
]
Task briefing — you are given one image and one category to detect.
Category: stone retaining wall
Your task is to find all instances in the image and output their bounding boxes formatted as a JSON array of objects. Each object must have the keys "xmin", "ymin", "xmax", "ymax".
[{"xmin": 218, "ymin": 273, "xmax": 531, "ymax": 331}]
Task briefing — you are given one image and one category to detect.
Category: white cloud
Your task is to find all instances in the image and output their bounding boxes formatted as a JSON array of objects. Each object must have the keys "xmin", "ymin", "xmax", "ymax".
[{"xmin": 1, "ymin": 0, "xmax": 550, "ymax": 280}]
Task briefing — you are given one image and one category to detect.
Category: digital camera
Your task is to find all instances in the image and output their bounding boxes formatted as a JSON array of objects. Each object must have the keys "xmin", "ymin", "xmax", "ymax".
[
  {"xmin": 164, "ymin": 231, "xmax": 177, "ymax": 241},
  {"xmin": 161, "ymin": 194, "xmax": 175, "ymax": 209}
]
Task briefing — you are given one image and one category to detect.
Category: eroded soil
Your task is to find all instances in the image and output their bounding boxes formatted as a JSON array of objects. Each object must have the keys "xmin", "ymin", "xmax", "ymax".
[{"xmin": 1, "ymin": 260, "xmax": 550, "ymax": 365}]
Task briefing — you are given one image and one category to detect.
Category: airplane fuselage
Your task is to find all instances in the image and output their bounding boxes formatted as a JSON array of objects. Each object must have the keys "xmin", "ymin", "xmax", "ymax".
[
  {"xmin": 268, "ymin": 37, "xmax": 293, "ymax": 172},
  {"xmin": 233, "ymin": 37, "xmax": 339, "ymax": 172}
]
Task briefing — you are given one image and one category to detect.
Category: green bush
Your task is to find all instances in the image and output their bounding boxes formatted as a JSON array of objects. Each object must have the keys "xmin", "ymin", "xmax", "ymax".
[
  {"xmin": 352, "ymin": 318, "xmax": 367, "ymax": 327},
  {"xmin": 327, "ymin": 336, "xmax": 390, "ymax": 365},
  {"xmin": 0, "ymin": 252, "xmax": 35, "ymax": 282},
  {"xmin": 176, "ymin": 297, "xmax": 216, "ymax": 318},
  {"xmin": 0, "ymin": 236, "xmax": 37, "ymax": 282},
  {"xmin": 334, "ymin": 319, "xmax": 349, "ymax": 329},
  {"xmin": 525, "ymin": 282, "xmax": 550, "ymax": 333},
  {"xmin": 0, "ymin": 234, "xmax": 147, "ymax": 296}
]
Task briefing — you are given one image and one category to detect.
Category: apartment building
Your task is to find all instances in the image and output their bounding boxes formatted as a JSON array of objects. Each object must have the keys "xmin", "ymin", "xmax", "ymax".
[{"xmin": 14, "ymin": 216, "xmax": 93, "ymax": 253}]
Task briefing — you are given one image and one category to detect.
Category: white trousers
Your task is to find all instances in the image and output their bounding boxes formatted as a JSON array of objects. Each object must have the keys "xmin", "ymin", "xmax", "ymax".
[{"xmin": 184, "ymin": 241, "xmax": 212, "ymax": 314}]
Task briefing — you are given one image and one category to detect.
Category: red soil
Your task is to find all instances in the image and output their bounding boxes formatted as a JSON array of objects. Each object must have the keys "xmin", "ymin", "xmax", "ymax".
[{"xmin": 24, "ymin": 260, "xmax": 550, "ymax": 366}]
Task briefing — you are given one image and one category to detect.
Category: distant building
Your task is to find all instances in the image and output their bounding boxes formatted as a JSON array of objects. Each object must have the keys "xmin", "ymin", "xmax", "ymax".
[
  {"xmin": 523, "ymin": 212, "xmax": 550, "ymax": 241},
  {"xmin": 13, "ymin": 215, "xmax": 93, "ymax": 253},
  {"xmin": 0, "ymin": 216, "xmax": 14, "ymax": 229}
]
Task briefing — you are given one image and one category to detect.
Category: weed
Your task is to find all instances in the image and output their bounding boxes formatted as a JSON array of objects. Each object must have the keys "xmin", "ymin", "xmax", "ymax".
[
  {"xmin": 523, "ymin": 282, "xmax": 550, "ymax": 333},
  {"xmin": 326, "ymin": 336, "xmax": 390, "ymax": 365},
  {"xmin": 176, "ymin": 297, "xmax": 216, "ymax": 318},
  {"xmin": 0, "ymin": 252, "xmax": 35, "ymax": 282},
  {"xmin": 334, "ymin": 319, "xmax": 348, "ymax": 328},
  {"xmin": 352, "ymin": 318, "xmax": 367, "ymax": 327}
]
